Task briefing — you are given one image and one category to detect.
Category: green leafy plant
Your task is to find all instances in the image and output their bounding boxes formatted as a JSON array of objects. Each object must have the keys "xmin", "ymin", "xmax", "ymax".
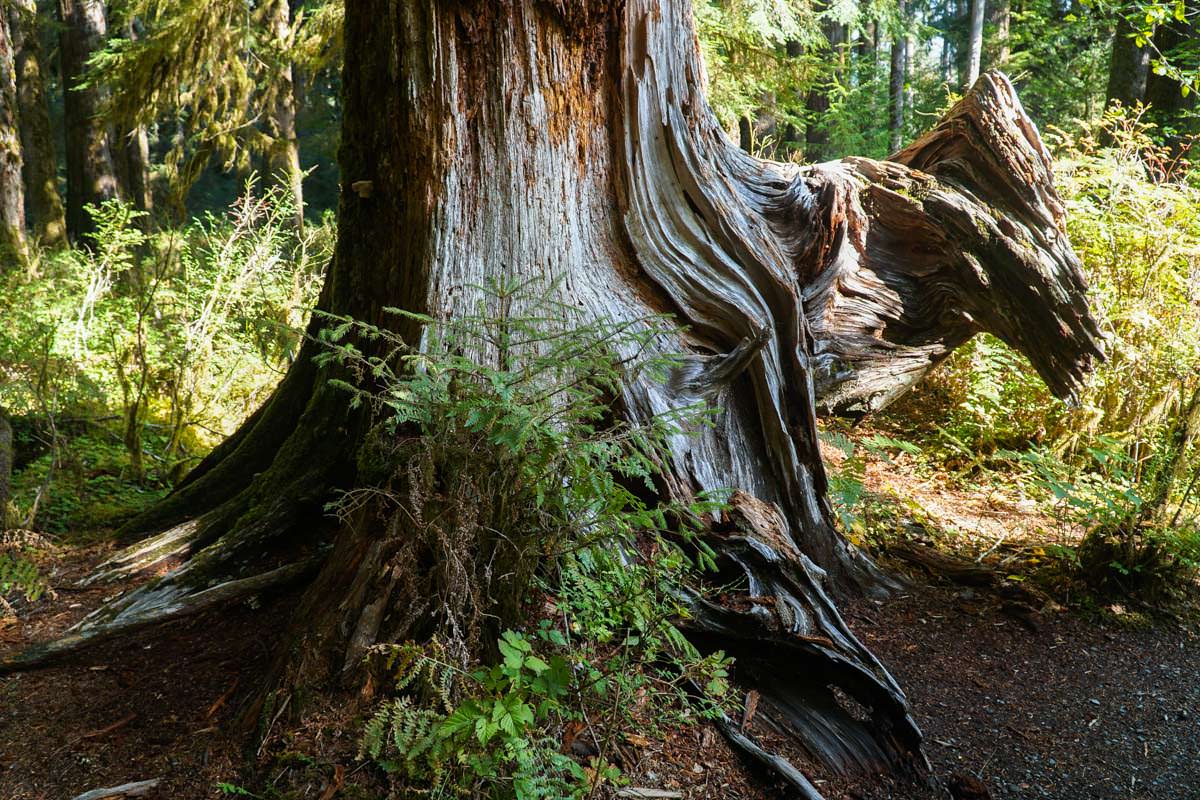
[
  {"xmin": 0, "ymin": 530, "xmax": 52, "ymax": 613},
  {"xmin": 361, "ymin": 632, "xmax": 595, "ymax": 799},
  {"xmin": 319, "ymin": 280, "xmax": 734, "ymax": 797},
  {"xmin": 1001, "ymin": 434, "xmax": 1199, "ymax": 603},
  {"xmin": 820, "ymin": 429, "xmax": 922, "ymax": 544},
  {"xmin": 0, "ymin": 182, "xmax": 327, "ymax": 532}
]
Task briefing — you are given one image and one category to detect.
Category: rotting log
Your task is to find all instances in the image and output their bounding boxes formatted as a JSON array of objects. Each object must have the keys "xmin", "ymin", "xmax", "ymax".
[{"xmin": 0, "ymin": 2, "xmax": 1101, "ymax": 795}]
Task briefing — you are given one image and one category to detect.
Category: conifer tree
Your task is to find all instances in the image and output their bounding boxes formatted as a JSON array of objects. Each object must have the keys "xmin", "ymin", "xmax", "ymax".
[{"xmin": 8, "ymin": 0, "xmax": 66, "ymax": 247}]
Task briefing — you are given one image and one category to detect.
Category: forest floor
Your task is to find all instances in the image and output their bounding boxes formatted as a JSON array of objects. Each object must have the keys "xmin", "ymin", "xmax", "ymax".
[{"xmin": 1, "ymin": 449, "xmax": 1198, "ymax": 800}]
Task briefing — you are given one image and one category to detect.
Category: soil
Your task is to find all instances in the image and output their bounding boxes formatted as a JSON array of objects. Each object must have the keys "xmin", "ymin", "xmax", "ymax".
[
  {"xmin": 1, "ymin": 526, "xmax": 1197, "ymax": 800},
  {"xmin": 845, "ymin": 586, "xmax": 1200, "ymax": 800}
]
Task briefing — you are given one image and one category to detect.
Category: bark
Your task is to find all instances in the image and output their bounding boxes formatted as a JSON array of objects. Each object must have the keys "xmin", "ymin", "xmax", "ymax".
[
  {"xmin": 806, "ymin": 18, "xmax": 846, "ymax": 159},
  {"xmin": 1106, "ymin": 14, "xmax": 1151, "ymax": 109},
  {"xmin": 857, "ymin": 21, "xmax": 878, "ymax": 59},
  {"xmin": 952, "ymin": 0, "xmax": 968, "ymax": 86},
  {"xmin": 0, "ymin": 410, "xmax": 11, "ymax": 525},
  {"xmin": 118, "ymin": 124, "xmax": 152, "ymax": 219},
  {"xmin": 265, "ymin": 0, "xmax": 304, "ymax": 229},
  {"xmin": 0, "ymin": 2, "xmax": 1101, "ymax": 795},
  {"xmin": 965, "ymin": 0, "xmax": 986, "ymax": 88},
  {"xmin": 990, "ymin": 0, "xmax": 1011, "ymax": 67},
  {"xmin": 888, "ymin": 0, "xmax": 908, "ymax": 153},
  {"xmin": 58, "ymin": 0, "xmax": 120, "ymax": 244},
  {"xmin": 9, "ymin": 0, "xmax": 66, "ymax": 247},
  {"xmin": 111, "ymin": 20, "xmax": 152, "ymax": 221},
  {"xmin": 0, "ymin": 7, "xmax": 26, "ymax": 261}
]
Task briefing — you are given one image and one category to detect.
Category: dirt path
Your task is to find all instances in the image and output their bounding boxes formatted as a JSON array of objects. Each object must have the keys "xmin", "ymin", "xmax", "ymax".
[
  {"xmin": 1, "ymin": 543, "xmax": 1197, "ymax": 799},
  {"xmin": 846, "ymin": 587, "xmax": 1200, "ymax": 800}
]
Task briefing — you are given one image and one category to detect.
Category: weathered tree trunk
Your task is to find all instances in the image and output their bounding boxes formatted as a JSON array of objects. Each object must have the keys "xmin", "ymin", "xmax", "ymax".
[
  {"xmin": 58, "ymin": 0, "xmax": 120, "ymax": 244},
  {"xmin": 1, "ymin": 2, "xmax": 1101, "ymax": 796},
  {"xmin": 965, "ymin": 0, "xmax": 986, "ymax": 87},
  {"xmin": 1106, "ymin": 14, "xmax": 1151, "ymax": 109},
  {"xmin": 0, "ymin": 6, "xmax": 26, "ymax": 262},
  {"xmin": 888, "ymin": 0, "xmax": 908, "ymax": 152},
  {"xmin": 9, "ymin": 0, "xmax": 66, "ymax": 248},
  {"xmin": 265, "ymin": 0, "xmax": 303, "ymax": 229}
]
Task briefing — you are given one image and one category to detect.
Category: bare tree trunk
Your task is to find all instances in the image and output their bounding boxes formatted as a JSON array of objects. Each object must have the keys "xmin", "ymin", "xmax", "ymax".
[
  {"xmin": 121, "ymin": 125, "xmax": 152, "ymax": 218},
  {"xmin": 990, "ymin": 0, "xmax": 1011, "ymax": 67},
  {"xmin": 0, "ymin": 1, "xmax": 1102, "ymax": 794},
  {"xmin": 738, "ymin": 115, "xmax": 753, "ymax": 153},
  {"xmin": 889, "ymin": 0, "xmax": 908, "ymax": 152},
  {"xmin": 966, "ymin": 0, "xmax": 986, "ymax": 88},
  {"xmin": 1106, "ymin": 14, "xmax": 1151, "ymax": 109},
  {"xmin": 57, "ymin": 0, "xmax": 120, "ymax": 244},
  {"xmin": 0, "ymin": 7, "xmax": 26, "ymax": 262},
  {"xmin": 857, "ymin": 20, "xmax": 878, "ymax": 59},
  {"xmin": 953, "ymin": 0, "xmax": 969, "ymax": 85},
  {"xmin": 9, "ymin": 0, "xmax": 65, "ymax": 247},
  {"xmin": 109, "ymin": 20, "xmax": 152, "ymax": 223},
  {"xmin": 806, "ymin": 19, "xmax": 847, "ymax": 159},
  {"xmin": 265, "ymin": 0, "xmax": 303, "ymax": 229}
]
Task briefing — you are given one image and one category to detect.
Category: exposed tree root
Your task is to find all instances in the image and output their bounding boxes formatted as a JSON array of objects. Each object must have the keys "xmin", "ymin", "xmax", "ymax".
[{"xmin": 0, "ymin": 558, "xmax": 318, "ymax": 673}]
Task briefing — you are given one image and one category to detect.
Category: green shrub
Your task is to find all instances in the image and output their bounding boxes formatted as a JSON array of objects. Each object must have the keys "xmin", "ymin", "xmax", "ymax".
[
  {"xmin": 0, "ymin": 180, "xmax": 327, "ymax": 531},
  {"xmin": 881, "ymin": 108, "xmax": 1200, "ymax": 600},
  {"xmin": 0, "ymin": 530, "xmax": 52, "ymax": 613},
  {"xmin": 320, "ymin": 281, "xmax": 733, "ymax": 798}
]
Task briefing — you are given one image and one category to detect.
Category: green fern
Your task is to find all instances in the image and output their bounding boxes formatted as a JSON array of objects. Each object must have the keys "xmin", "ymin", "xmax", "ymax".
[{"xmin": 0, "ymin": 551, "xmax": 48, "ymax": 606}]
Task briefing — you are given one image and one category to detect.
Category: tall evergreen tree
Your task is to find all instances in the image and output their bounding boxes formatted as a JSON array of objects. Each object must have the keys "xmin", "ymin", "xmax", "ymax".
[
  {"xmin": 264, "ymin": 0, "xmax": 303, "ymax": 228},
  {"xmin": 8, "ymin": 0, "xmax": 66, "ymax": 247},
  {"xmin": 990, "ymin": 0, "xmax": 1011, "ymax": 66},
  {"xmin": 1143, "ymin": 0, "xmax": 1199, "ymax": 131},
  {"xmin": 0, "ymin": 6, "xmax": 27, "ymax": 261},
  {"xmin": 88, "ymin": 0, "xmax": 333, "ymax": 222},
  {"xmin": 58, "ymin": 0, "xmax": 121, "ymax": 243},
  {"xmin": 1106, "ymin": 13, "xmax": 1151, "ymax": 109},
  {"xmin": 890, "ymin": 0, "xmax": 909, "ymax": 151}
]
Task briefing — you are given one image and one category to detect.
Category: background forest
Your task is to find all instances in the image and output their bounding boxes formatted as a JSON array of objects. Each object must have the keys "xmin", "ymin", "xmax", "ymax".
[
  {"xmin": 2, "ymin": 0, "xmax": 1199, "ymax": 616},
  {"xmin": 0, "ymin": 1, "xmax": 1198, "ymax": 799}
]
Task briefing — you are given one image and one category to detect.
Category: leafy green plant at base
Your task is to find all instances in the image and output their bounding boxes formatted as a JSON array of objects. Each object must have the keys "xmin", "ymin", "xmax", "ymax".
[
  {"xmin": 819, "ymin": 429, "xmax": 922, "ymax": 547},
  {"xmin": 0, "ymin": 531, "xmax": 53, "ymax": 614},
  {"xmin": 318, "ymin": 280, "xmax": 734, "ymax": 798},
  {"xmin": 361, "ymin": 632, "xmax": 595, "ymax": 799},
  {"xmin": 0, "ymin": 553, "xmax": 46, "ymax": 608},
  {"xmin": 1000, "ymin": 437, "xmax": 1199, "ymax": 604}
]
